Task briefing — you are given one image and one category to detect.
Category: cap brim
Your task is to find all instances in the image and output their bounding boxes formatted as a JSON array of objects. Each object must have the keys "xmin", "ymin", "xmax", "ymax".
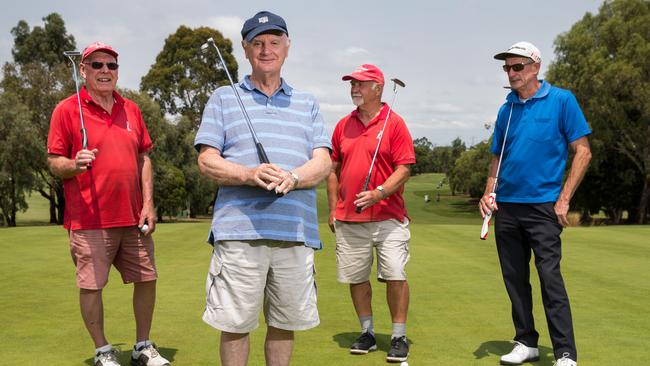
[
  {"xmin": 494, "ymin": 51, "xmax": 528, "ymax": 60},
  {"xmin": 342, "ymin": 74, "xmax": 383, "ymax": 83},
  {"xmin": 244, "ymin": 25, "xmax": 287, "ymax": 42}
]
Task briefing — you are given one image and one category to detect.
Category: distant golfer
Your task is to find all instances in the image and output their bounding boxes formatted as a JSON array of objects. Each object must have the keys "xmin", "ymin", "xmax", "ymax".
[
  {"xmin": 327, "ymin": 64, "xmax": 415, "ymax": 363},
  {"xmin": 194, "ymin": 11, "xmax": 331, "ymax": 366},
  {"xmin": 47, "ymin": 42, "xmax": 170, "ymax": 366},
  {"xmin": 479, "ymin": 41, "xmax": 591, "ymax": 366}
]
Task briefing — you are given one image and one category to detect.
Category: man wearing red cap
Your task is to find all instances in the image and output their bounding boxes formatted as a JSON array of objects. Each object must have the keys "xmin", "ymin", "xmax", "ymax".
[
  {"xmin": 327, "ymin": 64, "xmax": 415, "ymax": 363},
  {"xmin": 47, "ymin": 42, "xmax": 170, "ymax": 366}
]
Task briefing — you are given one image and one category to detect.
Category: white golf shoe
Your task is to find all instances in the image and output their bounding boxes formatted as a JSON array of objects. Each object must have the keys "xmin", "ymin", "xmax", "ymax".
[
  {"xmin": 553, "ymin": 352, "xmax": 577, "ymax": 366},
  {"xmin": 95, "ymin": 348, "xmax": 121, "ymax": 366},
  {"xmin": 131, "ymin": 343, "xmax": 170, "ymax": 366},
  {"xmin": 500, "ymin": 341, "xmax": 540, "ymax": 365}
]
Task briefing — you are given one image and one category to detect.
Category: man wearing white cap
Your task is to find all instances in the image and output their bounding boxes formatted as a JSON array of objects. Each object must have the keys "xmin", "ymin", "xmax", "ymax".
[
  {"xmin": 479, "ymin": 42, "xmax": 592, "ymax": 366},
  {"xmin": 47, "ymin": 42, "xmax": 170, "ymax": 366}
]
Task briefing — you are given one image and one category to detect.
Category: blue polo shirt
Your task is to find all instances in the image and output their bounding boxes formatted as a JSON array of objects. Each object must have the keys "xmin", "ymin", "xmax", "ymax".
[
  {"xmin": 194, "ymin": 76, "xmax": 331, "ymax": 249},
  {"xmin": 491, "ymin": 80, "xmax": 591, "ymax": 203}
]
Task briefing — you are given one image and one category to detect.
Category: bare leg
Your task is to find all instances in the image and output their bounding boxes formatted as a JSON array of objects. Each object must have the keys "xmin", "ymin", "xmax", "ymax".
[
  {"xmin": 220, "ymin": 332, "xmax": 249, "ymax": 366},
  {"xmin": 265, "ymin": 326, "xmax": 294, "ymax": 366},
  {"xmin": 80, "ymin": 288, "xmax": 108, "ymax": 347},
  {"xmin": 133, "ymin": 280, "xmax": 156, "ymax": 342},
  {"xmin": 350, "ymin": 281, "xmax": 373, "ymax": 317},
  {"xmin": 386, "ymin": 280, "xmax": 409, "ymax": 323}
]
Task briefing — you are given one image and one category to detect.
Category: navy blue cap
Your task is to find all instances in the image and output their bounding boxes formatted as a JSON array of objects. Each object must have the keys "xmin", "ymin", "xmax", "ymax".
[{"xmin": 241, "ymin": 11, "xmax": 288, "ymax": 42}]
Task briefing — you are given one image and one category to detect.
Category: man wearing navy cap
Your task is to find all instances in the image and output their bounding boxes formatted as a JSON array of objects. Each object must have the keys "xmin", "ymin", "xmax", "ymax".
[
  {"xmin": 195, "ymin": 11, "xmax": 331, "ymax": 366},
  {"xmin": 479, "ymin": 41, "xmax": 591, "ymax": 366}
]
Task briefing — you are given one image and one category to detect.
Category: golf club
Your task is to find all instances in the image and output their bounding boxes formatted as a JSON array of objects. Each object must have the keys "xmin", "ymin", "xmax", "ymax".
[
  {"xmin": 63, "ymin": 50, "xmax": 91, "ymax": 170},
  {"xmin": 480, "ymin": 102, "xmax": 514, "ymax": 240},
  {"xmin": 356, "ymin": 78, "xmax": 406, "ymax": 214},
  {"xmin": 200, "ymin": 37, "xmax": 270, "ymax": 165}
]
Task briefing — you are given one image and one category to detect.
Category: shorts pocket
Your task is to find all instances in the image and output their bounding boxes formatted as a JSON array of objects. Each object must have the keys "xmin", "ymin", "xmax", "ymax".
[{"xmin": 205, "ymin": 253, "xmax": 223, "ymax": 308}]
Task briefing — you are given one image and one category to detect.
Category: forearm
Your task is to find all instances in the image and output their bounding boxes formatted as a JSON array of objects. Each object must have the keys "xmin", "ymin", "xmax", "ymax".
[
  {"xmin": 484, "ymin": 157, "xmax": 499, "ymax": 195},
  {"xmin": 326, "ymin": 170, "xmax": 339, "ymax": 213},
  {"xmin": 379, "ymin": 164, "xmax": 411, "ymax": 197},
  {"xmin": 48, "ymin": 155, "xmax": 79, "ymax": 179},
  {"xmin": 292, "ymin": 148, "xmax": 331, "ymax": 189},
  {"xmin": 559, "ymin": 139, "xmax": 592, "ymax": 203},
  {"xmin": 139, "ymin": 154, "xmax": 154, "ymax": 209},
  {"xmin": 197, "ymin": 146, "xmax": 255, "ymax": 186}
]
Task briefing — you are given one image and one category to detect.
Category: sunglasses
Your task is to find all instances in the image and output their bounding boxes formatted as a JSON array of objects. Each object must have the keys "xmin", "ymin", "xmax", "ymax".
[
  {"xmin": 84, "ymin": 61, "xmax": 119, "ymax": 70},
  {"xmin": 502, "ymin": 61, "xmax": 534, "ymax": 72}
]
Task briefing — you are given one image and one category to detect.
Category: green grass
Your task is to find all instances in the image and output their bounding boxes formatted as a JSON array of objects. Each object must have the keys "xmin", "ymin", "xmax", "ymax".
[{"xmin": 1, "ymin": 173, "xmax": 649, "ymax": 365}]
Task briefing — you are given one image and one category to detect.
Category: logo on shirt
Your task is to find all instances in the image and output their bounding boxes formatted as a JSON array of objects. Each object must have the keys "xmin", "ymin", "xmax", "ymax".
[{"xmin": 258, "ymin": 16, "xmax": 269, "ymax": 23}]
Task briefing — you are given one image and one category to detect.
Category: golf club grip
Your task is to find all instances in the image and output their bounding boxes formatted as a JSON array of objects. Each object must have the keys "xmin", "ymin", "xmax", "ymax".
[
  {"xmin": 355, "ymin": 175, "xmax": 372, "ymax": 213},
  {"xmin": 479, "ymin": 193, "xmax": 496, "ymax": 240},
  {"xmin": 81, "ymin": 128, "xmax": 91, "ymax": 170},
  {"xmin": 256, "ymin": 143, "xmax": 270, "ymax": 164}
]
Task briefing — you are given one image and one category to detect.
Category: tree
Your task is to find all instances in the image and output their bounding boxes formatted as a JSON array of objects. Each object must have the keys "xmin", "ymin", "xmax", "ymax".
[
  {"xmin": 412, "ymin": 137, "xmax": 435, "ymax": 175},
  {"xmin": 0, "ymin": 92, "xmax": 38, "ymax": 226},
  {"xmin": 546, "ymin": 0, "xmax": 650, "ymax": 223},
  {"xmin": 449, "ymin": 142, "xmax": 492, "ymax": 199},
  {"xmin": 141, "ymin": 25, "xmax": 236, "ymax": 127},
  {"xmin": 2, "ymin": 13, "xmax": 77, "ymax": 224}
]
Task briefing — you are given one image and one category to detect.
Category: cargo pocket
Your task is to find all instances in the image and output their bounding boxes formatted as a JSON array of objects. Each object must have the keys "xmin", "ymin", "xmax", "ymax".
[{"xmin": 205, "ymin": 251, "xmax": 224, "ymax": 309}]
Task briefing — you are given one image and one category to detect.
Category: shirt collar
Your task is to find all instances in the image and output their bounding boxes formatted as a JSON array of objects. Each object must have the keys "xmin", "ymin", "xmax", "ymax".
[
  {"xmin": 240, "ymin": 75, "xmax": 293, "ymax": 96},
  {"xmin": 506, "ymin": 80, "xmax": 550, "ymax": 103},
  {"xmin": 351, "ymin": 103, "xmax": 389, "ymax": 127}
]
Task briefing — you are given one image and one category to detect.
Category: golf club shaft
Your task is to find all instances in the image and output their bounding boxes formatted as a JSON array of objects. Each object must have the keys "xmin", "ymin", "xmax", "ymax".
[
  {"xmin": 207, "ymin": 39, "xmax": 270, "ymax": 164},
  {"xmin": 356, "ymin": 85, "xmax": 400, "ymax": 214},
  {"xmin": 480, "ymin": 102, "xmax": 514, "ymax": 239},
  {"xmin": 64, "ymin": 51, "xmax": 91, "ymax": 170}
]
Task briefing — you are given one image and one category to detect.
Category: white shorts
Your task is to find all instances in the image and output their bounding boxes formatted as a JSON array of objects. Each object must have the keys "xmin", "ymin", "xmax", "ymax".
[
  {"xmin": 202, "ymin": 240, "xmax": 319, "ymax": 333},
  {"xmin": 335, "ymin": 218, "xmax": 411, "ymax": 283}
]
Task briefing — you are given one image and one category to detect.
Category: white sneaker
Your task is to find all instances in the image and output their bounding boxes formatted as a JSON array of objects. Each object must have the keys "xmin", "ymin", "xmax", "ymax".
[
  {"xmin": 554, "ymin": 352, "xmax": 577, "ymax": 366},
  {"xmin": 131, "ymin": 343, "xmax": 170, "ymax": 366},
  {"xmin": 500, "ymin": 341, "xmax": 540, "ymax": 365},
  {"xmin": 95, "ymin": 348, "xmax": 121, "ymax": 366}
]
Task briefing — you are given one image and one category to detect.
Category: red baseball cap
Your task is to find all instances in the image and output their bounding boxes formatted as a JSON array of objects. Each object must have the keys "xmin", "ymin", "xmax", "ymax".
[
  {"xmin": 342, "ymin": 64, "xmax": 384, "ymax": 85},
  {"xmin": 82, "ymin": 41, "xmax": 119, "ymax": 61}
]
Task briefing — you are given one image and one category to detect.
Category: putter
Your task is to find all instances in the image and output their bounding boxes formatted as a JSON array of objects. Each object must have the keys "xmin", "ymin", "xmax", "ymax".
[
  {"xmin": 480, "ymin": 102, "xmax": 514, "ymax": 240},
  {"xmin": 63, "ymin": 50, "xmax": 91, "ymax": 170},
  {"xmin": 356, "ymin": 78, "xmax": 406, "ymax": 213}
]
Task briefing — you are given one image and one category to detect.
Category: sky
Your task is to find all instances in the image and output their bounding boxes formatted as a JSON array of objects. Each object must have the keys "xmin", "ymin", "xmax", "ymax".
[{"xmin": 0, "ymin": 0, "xmax": 603, "ymax": 146}]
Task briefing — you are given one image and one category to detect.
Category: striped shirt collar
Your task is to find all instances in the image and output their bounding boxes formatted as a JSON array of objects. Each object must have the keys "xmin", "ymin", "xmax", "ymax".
[{"xmin": 240, "ymin": 75, "xmax": 293, "ymax": 96}]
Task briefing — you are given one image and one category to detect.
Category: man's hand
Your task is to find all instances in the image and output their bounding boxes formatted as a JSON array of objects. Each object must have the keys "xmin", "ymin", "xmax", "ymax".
[
  {"xmin": 249, "ymin": 163, "xmax": 284, "ymax": 190},
  {"xmin": 328, "ymin": 212, "xmax": 336, "ymax": 233},
  {"xmin": 554, "ymin": 199, "xmax": 570, "ymax": 227},
  {"xmin": 268, "ymin": 171, "xmax": 299, "ymax": 195},
  {"xmin": 479, "ymin": 192, "xmax": 497, "ymax": 218},
  {"xmin": 353, "ymin": 189, "xmax": 384, "ymax": 211},
  {"xmin": 74, "ymin": 148, "xmax": 98, "ymax": 173},
  {"xmin": 139, "ymin": 204, "xmax": 156, "ymax": 236}
]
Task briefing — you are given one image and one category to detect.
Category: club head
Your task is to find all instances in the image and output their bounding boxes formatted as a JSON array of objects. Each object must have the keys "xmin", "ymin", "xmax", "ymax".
[
  {"xmin": 391, "ymin": 78, "xmax": 406, "ymax": 88},
  {"xmin": 207, "ymin": 37, "xmax": 215, "ymax": 45},
  {"xmin": 63, "ymin": 50, "xmax": 82, "ymax": 57}
]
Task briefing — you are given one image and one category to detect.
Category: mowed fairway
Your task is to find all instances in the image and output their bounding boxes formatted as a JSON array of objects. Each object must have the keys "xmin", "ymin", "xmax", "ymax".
[{"xmin": 1, "ymin": 174, "xmax": 648, "ymax": 365}]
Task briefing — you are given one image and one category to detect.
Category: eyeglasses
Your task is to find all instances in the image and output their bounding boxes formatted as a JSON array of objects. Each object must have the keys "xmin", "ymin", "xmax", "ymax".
[
  {"xmin": 502, "ymin": 61, "xmax": 534, "ymax": 72},
  {"xmin": 84, "ymin": 61, "xmax": 119, "ymax": 70}
]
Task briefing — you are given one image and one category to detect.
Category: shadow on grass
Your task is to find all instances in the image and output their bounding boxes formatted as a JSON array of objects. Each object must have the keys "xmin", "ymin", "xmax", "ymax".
[
  {"xmin": 473, "ymin": 340, "xmax": 554, "ymax": 364},
  {"xmin": 84, "ymin": 344, "xmax": 177, "ymax": 365},
  {"xmin": 332, "ymin": 332, "xmax": 415, "ymax": 353}
]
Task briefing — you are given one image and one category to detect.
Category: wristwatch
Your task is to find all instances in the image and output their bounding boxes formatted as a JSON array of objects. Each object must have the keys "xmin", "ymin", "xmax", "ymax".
[
  {"xmin": 290, "ymin": 171, "xmax": 300, "ymax": 187},
  {"xmin": 376, "ymin": 185, "xmax": 387, "ymax": 198}
]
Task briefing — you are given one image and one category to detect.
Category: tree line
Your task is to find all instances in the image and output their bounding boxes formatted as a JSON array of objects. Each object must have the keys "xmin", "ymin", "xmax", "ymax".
[{"xmin": 1, "ymin": 0, "xmax": 648, "ymax": 226}]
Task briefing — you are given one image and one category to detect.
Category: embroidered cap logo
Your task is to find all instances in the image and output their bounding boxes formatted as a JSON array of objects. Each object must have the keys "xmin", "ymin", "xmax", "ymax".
[{"xmin": 258, "ymin": 16, "xmax": 268, "ymax": 23}]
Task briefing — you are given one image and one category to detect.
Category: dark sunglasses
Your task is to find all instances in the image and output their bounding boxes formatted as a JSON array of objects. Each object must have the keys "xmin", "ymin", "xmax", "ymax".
[
  {"xmin": 84, "ymin": 61, "xmax": 119, "ymax": 70},
  {"xmin": 502, "ymin": 61, "xmax": 534, "ymax": 72}
]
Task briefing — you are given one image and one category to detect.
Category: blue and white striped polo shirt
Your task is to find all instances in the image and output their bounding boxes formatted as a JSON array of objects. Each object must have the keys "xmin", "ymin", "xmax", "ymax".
[{"xmin": 194, "ymin": 76, "xmax": 331, "ymax": 249}]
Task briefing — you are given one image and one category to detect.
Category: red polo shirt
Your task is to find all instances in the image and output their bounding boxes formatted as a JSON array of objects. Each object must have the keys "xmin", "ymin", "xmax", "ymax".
[
  {"xmin": 47, "ymin": 87, "xmax": 153, "ymax": 230},
  {"xmin": 331, "ymin": 103, "xmax": 415, "ymax": 222}
]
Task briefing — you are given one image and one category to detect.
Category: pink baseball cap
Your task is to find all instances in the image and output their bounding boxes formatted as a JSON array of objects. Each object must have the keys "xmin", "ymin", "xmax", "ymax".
[
  {"xmin": 82, "ymin": 41, "xmax": 119, "ymax": 61},
  {"xmin": 342, "ymin": 64, "xmax": 385, "ymax": 85}
]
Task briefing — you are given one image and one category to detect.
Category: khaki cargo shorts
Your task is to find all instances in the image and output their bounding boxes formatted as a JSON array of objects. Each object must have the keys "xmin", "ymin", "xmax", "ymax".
[
  {"xmin": 335, "ymin": 218, "xmax": 410, "ymax": 283},
  {"xmin": 203, "ymin": 239, "xmax": 319, "ymax": 333}
]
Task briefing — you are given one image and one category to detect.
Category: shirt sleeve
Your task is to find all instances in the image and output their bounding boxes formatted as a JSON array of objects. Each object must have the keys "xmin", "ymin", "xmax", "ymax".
[
  {"xmin": 47, "ymin": 102, "xmax": 72, "ymax": 157},
  {"xmin": 390, "ymin": 116, "xmax": 416, "ymax": 166},
  {"xmin": 330, "ymin": 120, "xmax": 343, "ymax": 162},
  {"xmin": 310, "ymin": 97, "xmax": 332, "ymax": 152},
  {"xmin": 491, "ymin": 102, "xmax": 510, "ymax": 155},
  {"xmin": 561, "ymin": 92, "xmax": 592, "ymax": 143},
  {"xmin": 135, "ymin": 106, "xmax": 153, "ymax": 154},
  {"xmin": 194, "ymin": 89, "xmax": 226, "ymax": 152}
]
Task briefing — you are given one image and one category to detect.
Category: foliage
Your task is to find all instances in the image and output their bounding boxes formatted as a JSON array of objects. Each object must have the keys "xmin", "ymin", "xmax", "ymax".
[
  {"xmin": 546, "ymin": 0, "xmax": 650, "ymax": 223},
  {"xmin": 449, "ymin": 142, "xmax": 492, "ymax": 199},
  {"xmin": 0, "ymin": 92, "xmax": 37, "ymax": 226},
  {"xmin": 10, "ymin": 13, "xmax": 75, "ymax": 68}
]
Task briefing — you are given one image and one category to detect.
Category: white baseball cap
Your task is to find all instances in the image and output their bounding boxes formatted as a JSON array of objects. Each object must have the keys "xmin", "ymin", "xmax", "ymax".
[{"xmin": 494, "ymin": 41, "xmax": 541, "ymax": 63}]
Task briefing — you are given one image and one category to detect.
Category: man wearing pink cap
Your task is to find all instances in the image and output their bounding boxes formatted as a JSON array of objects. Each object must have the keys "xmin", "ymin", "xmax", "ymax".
[
  {"xmin": 47, "ymin": 42, "xmax": 170, "ymax": 366},
  {"xmin": 327, "ymin": 64, "xmax": 415, "ymax": 363}
]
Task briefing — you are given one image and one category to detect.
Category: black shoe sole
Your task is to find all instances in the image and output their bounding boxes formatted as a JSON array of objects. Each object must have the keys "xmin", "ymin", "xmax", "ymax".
[{"xmin": 500, "ymin": 356, "xmax": 540, "ymax": 365}]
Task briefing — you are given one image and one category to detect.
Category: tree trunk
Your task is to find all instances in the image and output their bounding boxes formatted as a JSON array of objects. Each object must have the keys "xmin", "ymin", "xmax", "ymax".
[
  {"xmin": 636, "ymin": 178, "xmax": 649, "ymax": 224},
  {"xmin": 55, "ymin": 183, "xmax": 65, "ymax": 225},
  {"xmin": 39, "ymin": 186, "xmax": 58, "ymax": 224}
]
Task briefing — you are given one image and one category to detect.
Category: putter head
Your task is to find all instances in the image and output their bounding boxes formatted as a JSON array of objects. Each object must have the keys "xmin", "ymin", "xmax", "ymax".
[
  {"xmin": 63, "ymin": 50, "xmax": 82, "ymax": 57},
  {"xmin": 391, "ymin": 78, "xmax": 406, "ymax": 88}
]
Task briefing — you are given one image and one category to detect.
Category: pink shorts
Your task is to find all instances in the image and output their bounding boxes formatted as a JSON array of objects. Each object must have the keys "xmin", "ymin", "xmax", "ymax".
[{"xmin": 69, "ymin": 227, "xmax": 158, "ymax": 289}]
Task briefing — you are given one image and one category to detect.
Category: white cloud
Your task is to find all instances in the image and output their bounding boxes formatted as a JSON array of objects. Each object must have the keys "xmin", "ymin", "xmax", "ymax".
[
  {"xmin": 333, "ymin": 46, "xmax": 378, "ymax": 68},
  {"xmin": 208, "ymin": 16, "xmax": 243, "ymax": 44}
]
